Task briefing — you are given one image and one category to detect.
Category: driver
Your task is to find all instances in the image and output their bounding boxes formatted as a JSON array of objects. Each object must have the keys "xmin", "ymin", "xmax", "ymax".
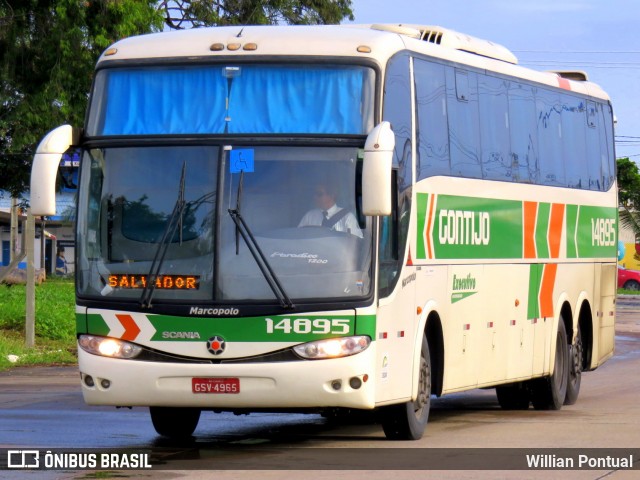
[{"xmin": 298, "ymin": 183, "xmax": 363, "ymax": 238}]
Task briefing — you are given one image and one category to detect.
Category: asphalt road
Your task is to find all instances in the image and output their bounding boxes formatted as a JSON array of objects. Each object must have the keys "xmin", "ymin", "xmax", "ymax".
[{"xmin": 1, "ymin": 297, "xmax": 639, "ymax": 479}]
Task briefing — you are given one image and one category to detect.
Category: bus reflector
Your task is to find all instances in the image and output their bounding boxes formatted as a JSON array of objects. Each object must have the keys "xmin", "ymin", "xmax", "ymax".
[
  {"xmin": 227, "ymin": 43, "xmax": 241, "ymax": 51},
  {"xmin": 357, "ymin": 45, "xmax": 372, "ymax": 53},
  {"xmin": 210, "ymin": 43, "xmax": 225, "ymax": 51},
  {"xmin": 243, "ymin": 43, "xmax": 258, "ymax": 51}
]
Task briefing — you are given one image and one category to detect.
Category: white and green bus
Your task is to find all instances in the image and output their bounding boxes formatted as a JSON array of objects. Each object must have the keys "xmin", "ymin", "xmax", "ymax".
[{"xmin": 30, "ymin": 23, "xmax": 617, "ymax": 440}]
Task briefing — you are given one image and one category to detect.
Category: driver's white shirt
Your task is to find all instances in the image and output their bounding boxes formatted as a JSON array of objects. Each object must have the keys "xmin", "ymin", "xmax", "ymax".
[{"xmin": 298, "ymin": 204, "xmax": 363, "ymax": 238}]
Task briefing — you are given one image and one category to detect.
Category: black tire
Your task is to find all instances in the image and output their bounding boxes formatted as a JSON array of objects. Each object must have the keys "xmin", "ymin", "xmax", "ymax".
[
  {"xmin": 150, "ymin": 407, "xmax": 201, "ymax": 438},
  {"xmin": 564, "ymin": 326, "xmax": 583, "ymax": 405},
  {"xmin": 624, "ymin": 280, "xmax": 640, "ymax": 291},
  {"xmin": 530, "ymin": 319, "xmax": 569, "ymax": 410},
  {"xmin": 380, "ymin": 335, "xmax": 431, "ymax": 440},
  {"xmin": 496, "ymin": 382, "xmax": 530, "ymax": 410}
]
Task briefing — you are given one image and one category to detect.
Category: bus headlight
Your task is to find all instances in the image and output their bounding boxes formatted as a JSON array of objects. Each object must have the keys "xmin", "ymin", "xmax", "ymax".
[
  {"xmin": 78, "ymin": 335, "xmax": 142, "ymax": 359},
  {"xmin": 293, "ymin": 336, "xmax": 370, "ymax": 360}
]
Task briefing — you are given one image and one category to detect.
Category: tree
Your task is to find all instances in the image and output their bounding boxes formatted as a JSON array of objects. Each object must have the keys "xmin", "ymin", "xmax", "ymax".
[
  {"xmin": 160, "ymin": 0, "xmax": 353, "ymax": 29},
  {"xmin": 0, "ymin": 1, "xmax": 354, "ymax": 198},
  {"xmin": 0, "ymin": 0, "xmax": 165, "ymax": 197},
  {"xmin": 617, "ymin": 157, "xmax": 640, "ymax": 240}
]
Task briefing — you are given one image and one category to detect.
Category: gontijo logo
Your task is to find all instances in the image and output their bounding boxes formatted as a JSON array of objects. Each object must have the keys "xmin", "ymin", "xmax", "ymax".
[{"xmin": 438, "ymin": 209, "xmax": 490, "ymax": 246}]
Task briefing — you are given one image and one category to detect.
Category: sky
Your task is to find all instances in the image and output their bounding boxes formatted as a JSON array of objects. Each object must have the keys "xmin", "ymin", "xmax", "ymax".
[{"xmin": 349, "ymin": 0, "xmax": 640, "ymax": 160}]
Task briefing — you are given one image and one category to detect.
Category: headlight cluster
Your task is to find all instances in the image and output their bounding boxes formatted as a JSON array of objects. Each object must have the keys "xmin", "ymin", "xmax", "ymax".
[
  {"xmin": 78, "ymin": 335, "xmax": 142, "ymax": 359},
  {"xmin": 293, "ymin": 336, "xmax": 370, "ymax": 360}
]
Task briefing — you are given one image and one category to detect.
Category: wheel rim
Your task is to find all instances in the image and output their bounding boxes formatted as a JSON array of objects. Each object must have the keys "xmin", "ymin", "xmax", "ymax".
[
  {"xmin": 570, "ymin": 333, "xmax": 583, "ymax": 383},
  {"xmin": 414, "ymin": 354, "xmax": 430, "ymax": 417}
]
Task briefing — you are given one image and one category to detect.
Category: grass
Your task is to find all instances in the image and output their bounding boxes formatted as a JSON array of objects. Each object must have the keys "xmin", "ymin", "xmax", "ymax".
[{"xmin": 0, "ymin": 276, "xmax": 77, "ymax": 371}]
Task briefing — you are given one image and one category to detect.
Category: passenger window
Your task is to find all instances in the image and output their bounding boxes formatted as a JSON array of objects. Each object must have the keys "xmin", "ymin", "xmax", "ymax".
[
  {"xmin": 536, "ymin": 88, "xmax": 565, "ymax": 187},
  {"xmin": 447, "ymin": 68, "xmax": 482, "ymax": 179},
  {"xmin": 414, "ymin": 59, "xmax": 450, "ymax": 180},
  {"xmin": 479, "ymin": 75, "xmax": 511, "ymax": 181},
  {"xmin": 508, "ymin": 83, "xmax": 538, "ymax": 183}
]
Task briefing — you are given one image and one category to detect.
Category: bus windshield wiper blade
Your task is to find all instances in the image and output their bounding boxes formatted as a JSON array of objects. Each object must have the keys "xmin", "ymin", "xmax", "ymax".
[
  {"xmin": 228, "ymin": 171, "xmax": 294, "ymax": 309},
  {"xmin": 140, "ymin": 162, "xmax": 187, "ymax": 308},
  {"xmin": 228, "ymin": 208, "xmax": 294, "ymax": 309}
]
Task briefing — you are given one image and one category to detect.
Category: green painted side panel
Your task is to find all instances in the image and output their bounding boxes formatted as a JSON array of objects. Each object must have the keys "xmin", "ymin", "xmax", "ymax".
[
  {"xmin": 86, "ymin": 314, "xmax": 109, "ymax": 336},
  {"xmin": 150, "ymin": 315, "xmax": 356, "ymax": 342},
  {"xmin": 535, "ymin": 203, "xmax": 550, "ymax": 259},
  {"xmin": 574, "ymin": 206, "xmax": 617, "ymax": 258},
  {"xmin": 565, "ymin": 204, "xmax": 579, "ymax": 258},
  {"xmin": 76, "ymin": 313, "xmax": 87, "ymax": 334},
  {"xmin": 416, "ymin": 193, "xmax": 428, "ymax": 260},
  {"xmin": 427, "ymin": 194, "xmax": 523, "ymax": 259},
  {"xmin": 527, "ymin": 264, "xmax": 543, "ymax": 319},
  {"xmin": 355, "ymin": 314, "xmax": 377, "ymax": 339}
]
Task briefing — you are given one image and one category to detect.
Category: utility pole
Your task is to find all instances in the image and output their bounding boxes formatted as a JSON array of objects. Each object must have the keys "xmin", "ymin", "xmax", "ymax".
[
  {"xmin": 25, "ymin": 210, "xmax": 36, "ymax": 347},
  {"xmin": 10, "ymin": 197, "xmax": 18, "ymax": 261}
]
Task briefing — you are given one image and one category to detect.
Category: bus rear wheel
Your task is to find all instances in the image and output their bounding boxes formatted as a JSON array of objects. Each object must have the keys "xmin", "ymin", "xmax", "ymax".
[
  {"xmin": 150, "ymin": 407, "xmax": 201, "ymax": 438},
  {"xmin": 380, "ymin": 335, "xmax": 431, "ymax": 440},
  {"xmin": 564, "ymin": 326, "xmax": 583, "ymax": 405},
  {"xmin": 530, "ymin": 319, "xmax": 569, "ymax": 410}
]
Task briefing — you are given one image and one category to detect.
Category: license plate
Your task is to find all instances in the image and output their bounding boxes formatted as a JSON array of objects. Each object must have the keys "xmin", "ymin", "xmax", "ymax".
[{"xmin": 192, "ymin": 377, "xmax": 240, "ymax": 394}]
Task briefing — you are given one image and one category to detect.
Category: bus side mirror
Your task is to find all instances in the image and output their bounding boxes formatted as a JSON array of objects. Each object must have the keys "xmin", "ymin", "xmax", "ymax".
[
  {"xmin": 362, "ymin": 121, "xmax": 395, "ymax": 216},
  {"xmin": 30, "ymin": 125, "xmax": 80, "ymax": 216}
]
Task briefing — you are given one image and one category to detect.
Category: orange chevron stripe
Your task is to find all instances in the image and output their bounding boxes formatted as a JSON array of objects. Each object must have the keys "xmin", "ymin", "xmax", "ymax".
[
  {"xmin": 426, "ymin": 194, "xmax": 435, "ymax": 259},
  {"xmin": 523, "ymin": 201, "xmax": 538, "ymax": 258},
  {"xmin": 116, "ymin": 314, "xmax": 141, "ymax": 341},
  {"xmin": 539, "ymin": 263, "xmax": 558, "ymax": 318}
]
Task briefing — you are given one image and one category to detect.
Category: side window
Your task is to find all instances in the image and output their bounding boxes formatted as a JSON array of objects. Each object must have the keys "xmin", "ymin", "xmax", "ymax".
[
  {"xmin": 536, "ymin": 88, "xmax": 565, "ymax": 187},
  {"xmin": 414, "ymin": 58, "xmax": 450, "ymax": 180},
  {"xmin": 380, "ymin": 54, "xmax": 413, "ymax": 298},
  {"xmin": 585, "ymin": 100, "xmax": 602, "ymax": 190},
  {"xmin": 600, "ymin": 103, "xmax": 615, "ymax": 191},
  {"xmin": 446, "ymin": 68, "xmax": 482, "ymax": 178},
  {"xmin": 383, "ymin": 54, "xmax": 413, "ymax": 192},
  {"xmin": 561, "ymin": 94, "xmax": 587, "ymax": 188},
  {"xmin": 508, "ymin": 83, "xmax": 538, "ymax": 183},
  {"xmin": 478, "ymin": 75, "xmax": 511, "ymax": 181}
]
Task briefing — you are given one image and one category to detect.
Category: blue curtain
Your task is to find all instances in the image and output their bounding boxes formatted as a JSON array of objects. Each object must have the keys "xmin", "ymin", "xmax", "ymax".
[
  {"xmin": 99, "ymin": 66, "xmax": 367, "ymax": 135},
  {"xmin": 228, "ymin": 66, "xmax": 365, "ymax": 134},
  {"xmin": 102, "ymin": 67, "xmax": 228, "ymax": 135}
]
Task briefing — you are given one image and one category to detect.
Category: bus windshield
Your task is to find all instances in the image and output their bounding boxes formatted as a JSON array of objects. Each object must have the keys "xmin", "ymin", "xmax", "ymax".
[
  {"xmin": 86, "ymin": 64, "xmax": 375, "ymax": 136},
  {"xmin": 76, "ymin": 145, "xmax": 372, "ymax": 304}
]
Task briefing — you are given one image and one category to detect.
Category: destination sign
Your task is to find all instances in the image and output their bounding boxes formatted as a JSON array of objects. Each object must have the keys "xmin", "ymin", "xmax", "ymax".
[{"xmin": 107, "ymin": 274, "xmax": 200, "ymax": 290}]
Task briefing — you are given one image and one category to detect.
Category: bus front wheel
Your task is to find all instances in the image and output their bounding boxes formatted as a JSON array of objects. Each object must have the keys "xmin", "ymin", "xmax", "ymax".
[
  {"xmin": 380, "ymin": 335, "xmax": 431, "ymax": 440},
  {"xmin": 530, "ymin": 319, "xmax": 569, "ymax": 410},
  {"xmin": 150, "ymin": 407, "xmax": 201, "ymax": 438}
]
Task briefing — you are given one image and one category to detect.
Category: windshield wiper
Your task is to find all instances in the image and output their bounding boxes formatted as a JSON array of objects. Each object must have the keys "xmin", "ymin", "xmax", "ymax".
[
  {"xmin": 140, "ymin": 162, "xmax": 187, "ymax": 308},
  {"xmin": 228, "ymin": 171, "xmax": 294, "ymax": 309}
]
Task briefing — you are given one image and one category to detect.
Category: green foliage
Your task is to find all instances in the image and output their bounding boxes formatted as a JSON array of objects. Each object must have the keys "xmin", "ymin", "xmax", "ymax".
[
  {"xmin": 161, "ymin": 0, "xmax": 354, "ymax": 29},
  {"xmin": 617, "ymin": 157, "xmax": 640, "ymax": 207},
  {"xmin": 0, "ymin": 277, "xmax": 76, "ymax": 370},
  {"xmin": 617, "ymin": 157, "xmax": 640, "ymax": 240},
  {"xmin": 0, "ymin": 329, "xmax": 77, "ymax": 371},
  {"xmin": 0, "ymin": 278, "xmax": 76, "ymax": 340},
  {"xmin": 0, "ymin": 1, "xmax": 164, "ymax": 197}
]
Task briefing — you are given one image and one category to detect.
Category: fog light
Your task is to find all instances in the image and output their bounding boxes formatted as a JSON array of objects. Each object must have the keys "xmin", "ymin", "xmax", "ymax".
[
  {"xmin": 100, "ymin": 379, "xmax": 111, "ymax": 389},
  {"xmin": 349, "ymin": 377, "xmax": 362, "ymax": 389},
  {"xmin": 84, "ymin": 375, "xmax": 95, "ymax": 387},
  {"xmin": 331, "ymin": 380, "xmax": 342, "ymax": 391}
]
